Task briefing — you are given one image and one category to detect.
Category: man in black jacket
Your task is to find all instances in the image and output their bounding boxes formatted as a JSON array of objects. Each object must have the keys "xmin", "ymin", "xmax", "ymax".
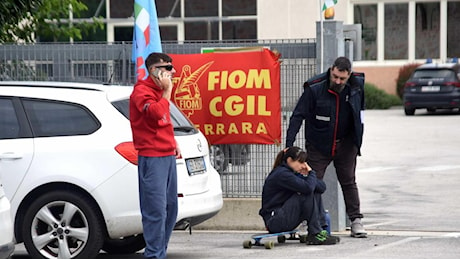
[{"xmin": 286, "ymin": 56, "xmax": 367, "ymax": 238}]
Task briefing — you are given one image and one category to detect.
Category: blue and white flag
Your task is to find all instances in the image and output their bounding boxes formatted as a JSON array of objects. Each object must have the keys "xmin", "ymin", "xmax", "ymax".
[{"xmin": 132, "ymin": 0, "xmax": 162, "ymax": 80}]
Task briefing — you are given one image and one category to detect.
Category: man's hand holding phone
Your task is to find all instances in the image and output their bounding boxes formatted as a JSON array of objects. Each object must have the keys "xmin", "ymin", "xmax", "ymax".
[{"xmin": 151, "ymin": 67, "xmax": 173, "ymax": 100}]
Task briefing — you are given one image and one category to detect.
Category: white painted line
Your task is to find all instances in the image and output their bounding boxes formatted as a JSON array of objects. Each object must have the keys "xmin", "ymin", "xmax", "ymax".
[
  {"xmin": 365, "ymin": 221, "xmax": 399, "ymax": 228},
  {"xmin": 414, "ymin": 165, "xmax": 460, "ymax": 172},
  {"xmin": 443, "ymin": 233, "xmax": 460, "ymax": 238}
]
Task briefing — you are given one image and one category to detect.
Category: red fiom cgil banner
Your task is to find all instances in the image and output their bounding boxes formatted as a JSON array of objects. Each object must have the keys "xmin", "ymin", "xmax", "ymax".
[{"xmin": 170, "ymin": 49, "xmax": 281, "ymax": 145}]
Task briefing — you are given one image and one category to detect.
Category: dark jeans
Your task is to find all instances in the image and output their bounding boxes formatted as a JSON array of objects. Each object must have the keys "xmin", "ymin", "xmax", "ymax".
[
  {"xmin": 264, "ymin": 191, "xmax": 324, "ymax": 235},
  {"xmin": 306, "ymin": 137, "xmax": 364, "ymax": 221}
]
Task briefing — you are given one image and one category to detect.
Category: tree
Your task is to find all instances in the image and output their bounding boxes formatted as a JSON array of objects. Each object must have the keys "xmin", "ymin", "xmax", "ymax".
[
  {"xmin": 0, "ymin": 0, "xmax": 102, "ymax": 43},
  {"xmin": 0, "ymin": 0, "xmax": 38, "ymax": 42}
]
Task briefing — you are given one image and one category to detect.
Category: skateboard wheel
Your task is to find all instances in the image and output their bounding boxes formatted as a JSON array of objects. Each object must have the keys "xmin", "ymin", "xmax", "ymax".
[
  {"xmin": 299, "ymin": 235, "xmax": 308, "ymax": 243},
  {"xmin": 243, "ymin": 240, "xmax": 253, "ymax": 249},
  {"xmin": 264, "ymin": 241, "xmax": 275, "ymax": 249},
  {"xmin": 277, "ymin": 235, "xmax": 286, "ymax": 243}
]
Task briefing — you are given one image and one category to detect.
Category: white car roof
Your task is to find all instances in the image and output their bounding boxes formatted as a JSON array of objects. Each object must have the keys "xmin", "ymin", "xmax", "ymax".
[{"xmin": 0, "ymin": 81, "xmax": 133, "ymax": 102}]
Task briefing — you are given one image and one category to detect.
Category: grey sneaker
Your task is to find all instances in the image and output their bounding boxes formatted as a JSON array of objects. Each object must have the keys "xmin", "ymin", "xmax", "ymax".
[{"xmin": 350, "ymin": 218, "xmax": 367, "ymax": 238}]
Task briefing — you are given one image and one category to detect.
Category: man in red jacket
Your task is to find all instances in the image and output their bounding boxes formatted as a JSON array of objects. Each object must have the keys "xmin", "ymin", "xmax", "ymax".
[{"xmin": 130, "ymin": 52, "xmax": 181, "ymax": 259}]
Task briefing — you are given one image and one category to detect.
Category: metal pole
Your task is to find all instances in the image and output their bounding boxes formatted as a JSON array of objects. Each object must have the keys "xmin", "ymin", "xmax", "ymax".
[{"xmin": 319, "ymin": 0, "xmax": 324, "ymax": 73}]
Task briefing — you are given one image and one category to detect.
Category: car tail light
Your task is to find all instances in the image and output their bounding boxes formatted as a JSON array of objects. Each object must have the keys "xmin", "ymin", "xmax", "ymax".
[
  {"xmin": 404, "ymin": 82, "xmax": 416, "ymax": 88},
  {"xmin": 115, "ymin": 142, "xmax": 138, "ymax": 165},
  {"xmin": 445, "ymin": 82, "xmax": 460, "ymax": 88}
]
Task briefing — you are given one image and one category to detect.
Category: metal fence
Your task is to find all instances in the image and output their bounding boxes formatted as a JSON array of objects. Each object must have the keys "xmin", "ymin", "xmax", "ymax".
[{"xmin": 0, "ymin": 39, "xmax": 316, "ymax": 197}]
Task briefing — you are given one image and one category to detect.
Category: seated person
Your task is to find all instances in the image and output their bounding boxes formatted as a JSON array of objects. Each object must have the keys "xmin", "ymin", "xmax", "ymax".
[{"xmin": 259, "ymin": 146, "xmax": 339, "ymax": 245}]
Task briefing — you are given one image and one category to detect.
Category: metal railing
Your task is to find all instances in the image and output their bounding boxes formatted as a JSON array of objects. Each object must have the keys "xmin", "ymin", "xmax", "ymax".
[{"xmin": 0, "ymin": 39, "xmax": 316, "ymax": 197}]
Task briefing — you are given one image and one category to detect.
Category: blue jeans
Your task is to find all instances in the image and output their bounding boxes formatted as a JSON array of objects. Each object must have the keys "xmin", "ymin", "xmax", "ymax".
[{"xmin": 138, "ymin": 155, "xmax": 178, "ymax": 259}]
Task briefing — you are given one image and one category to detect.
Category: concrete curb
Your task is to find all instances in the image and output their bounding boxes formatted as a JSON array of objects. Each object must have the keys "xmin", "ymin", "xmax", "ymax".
[{"xmin": 195, "ymin": 198, "xmax": 266, "ymax": 231}]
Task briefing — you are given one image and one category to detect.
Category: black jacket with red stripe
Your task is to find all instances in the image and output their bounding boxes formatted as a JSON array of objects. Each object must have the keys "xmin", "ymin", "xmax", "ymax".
[{"xmin": 286, "ymin": 69, "xmax": 365, "ymax": 156}]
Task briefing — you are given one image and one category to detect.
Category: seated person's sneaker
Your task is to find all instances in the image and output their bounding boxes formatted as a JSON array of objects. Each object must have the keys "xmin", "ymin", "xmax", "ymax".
[
  {"xmin": 306, "ymin": 230, "xmax": 337, "ymax": 245},
  {"xmin": 322, "ymin": 226, "xmax": 340, "ymax": 242},
  {"xmin": 329, "ymin": 234, "xmax": 341, "ymax": 243},
  {"xmin": 351, "ymin": 218, "xmax": 367, "ymax": 238}
]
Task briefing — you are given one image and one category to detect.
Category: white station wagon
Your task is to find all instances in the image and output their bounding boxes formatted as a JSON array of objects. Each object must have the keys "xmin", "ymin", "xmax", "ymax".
[{"xmin": 0, "ymin": 81, "xmax": 223, "ymax": 258}]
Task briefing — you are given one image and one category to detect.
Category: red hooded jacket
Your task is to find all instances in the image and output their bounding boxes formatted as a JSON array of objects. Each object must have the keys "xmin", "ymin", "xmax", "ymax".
[{"xmin": 129, "ymin": 76, "xmax": 176, "ymax": 157}]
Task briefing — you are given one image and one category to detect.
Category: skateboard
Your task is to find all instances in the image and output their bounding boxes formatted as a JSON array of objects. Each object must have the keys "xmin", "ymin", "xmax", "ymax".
[{"xmin": 242, "ymin": 230, "xmax": 307, "ymax": 249}]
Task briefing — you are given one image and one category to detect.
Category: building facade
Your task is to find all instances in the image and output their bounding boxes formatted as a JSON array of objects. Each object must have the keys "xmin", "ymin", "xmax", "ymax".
[{"xmin": 56, "ymin": 0, "xmax": 460, "ymax": 94}]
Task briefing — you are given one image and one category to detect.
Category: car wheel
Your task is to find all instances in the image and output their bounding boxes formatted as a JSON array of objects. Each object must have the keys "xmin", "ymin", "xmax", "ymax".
[
  {"xmin": 229, "ymin": 144, "xmax": 251, "ymax": 165},
  {"xmin": 209, "ymin": 145, "xmax": 228, "ymax": 172},
  {"xmin": 102, "ymin": 234, "xmax": 146, "ymax": 254},
  {"xmin": 404, "ymin": 107, "xmax": 415, "ymax": 116},
  {"xmin": 21, "ymin": 190, "xmax": 104, "ymax": 259}
]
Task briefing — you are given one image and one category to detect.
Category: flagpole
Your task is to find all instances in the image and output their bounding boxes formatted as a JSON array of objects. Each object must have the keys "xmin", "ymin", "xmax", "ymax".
[{"xmin": 319, "ymin": 0, "xmax": 324, "ymax": 73}]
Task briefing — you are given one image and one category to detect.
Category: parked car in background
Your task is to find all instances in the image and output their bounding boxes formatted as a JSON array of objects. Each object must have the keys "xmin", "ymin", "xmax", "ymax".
[
  {"xmin": 0, "ymin": 81, "xmax": 223, "ymax": 258},
  {"xmin": 403, "ymin": 62, "xmax": 460, "ymax": 115},
  {"xmin": 0, "ymin": 176, "xmax": 15, "ymax": 259},
  {"xmin": 210, "ymin": 144, "xmax": 250, "ymax": 172}
]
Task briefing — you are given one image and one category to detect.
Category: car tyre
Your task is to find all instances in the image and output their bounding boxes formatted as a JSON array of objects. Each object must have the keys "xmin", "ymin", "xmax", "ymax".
[
  {"xmin": 21, "ymin": 190, "xmax": 104, "ymax": 259},
  {"xmin": 404, "ymin": 107, "xmax": 415, "ymax": 116},
  {"xmin": 209, "ymin": 145, "xmax": 229, "ymax": 172},
  {"xmin": 229, "ymin": 144, "xmax": 250, "ymax": 165},
  {"xmin": 102, "ymin": 234, "xmax": 146, "ymax": 254}
]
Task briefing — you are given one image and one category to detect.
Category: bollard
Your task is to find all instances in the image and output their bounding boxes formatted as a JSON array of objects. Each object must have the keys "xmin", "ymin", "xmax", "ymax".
[{"xmin": 322, "ymin": 164, "xmax": 347, "ymax": 232}]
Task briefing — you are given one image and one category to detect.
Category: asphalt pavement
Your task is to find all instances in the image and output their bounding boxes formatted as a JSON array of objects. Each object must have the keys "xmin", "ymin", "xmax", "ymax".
[{"xmin": 12, "ymin": 107, "xmax": 460, "ymax": 258}]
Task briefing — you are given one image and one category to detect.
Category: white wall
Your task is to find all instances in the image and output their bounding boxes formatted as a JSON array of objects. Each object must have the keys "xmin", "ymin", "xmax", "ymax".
[{"xmin": 257, "ymin": 0, "xmax": 348, "ymax": 39}]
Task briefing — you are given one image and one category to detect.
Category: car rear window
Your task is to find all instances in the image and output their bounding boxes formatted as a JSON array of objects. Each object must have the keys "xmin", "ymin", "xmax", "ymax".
[
  {"xmin": 112, "ymin": 99, "xmax": 198, "ymax": 135},
  {"xmin": 412, "ymin": 69, "xmax": 455, "ymax": 80},
  {"xmin": 0, "ymin": 98, "xmax": 20, "ymax": 139},
  {"xmin": 22, "ymin": 99, "xmax": 101, "ymax": 137}
]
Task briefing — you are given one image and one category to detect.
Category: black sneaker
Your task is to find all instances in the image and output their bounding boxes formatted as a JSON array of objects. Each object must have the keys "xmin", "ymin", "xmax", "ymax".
[
  {"xmin": 322, "ymin": 226, "xmax": 341, "ymax": 242},
  {"xmin": 306, "ymin": 230, "xmax": 337, "ymax": 245},
  {"xmin": 330, "ymin": 234, "xmax": 341, "ymax": 243}
]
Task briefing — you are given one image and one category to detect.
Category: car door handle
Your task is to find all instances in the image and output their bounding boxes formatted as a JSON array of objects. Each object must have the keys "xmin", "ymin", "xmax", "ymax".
[{"xmin": 0, "ymin": 152, "xmax": 23, "ymax": 160}]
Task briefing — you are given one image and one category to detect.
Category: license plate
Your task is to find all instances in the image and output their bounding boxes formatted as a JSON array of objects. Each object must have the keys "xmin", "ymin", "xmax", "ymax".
[
  {"xmin": 421, "ymin": 86, "xmax": 440, "ymax": 92},
  {"xmin": 185, "ymin": 157, "xmax": 206, "ymax": 176}
]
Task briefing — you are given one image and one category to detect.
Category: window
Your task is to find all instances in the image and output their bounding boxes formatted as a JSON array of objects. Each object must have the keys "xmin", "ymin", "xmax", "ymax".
[
  {"xmin": 185, "ymin": 22, "xmax": 219, "ymax": 41},
  {"xmin": 114, "ymin": 27, "xmax": 133, "ymax": 42},
  {"xmin": 160, "ymin": 26, "xmax": 178, "ymax": 41},
  {"xmin": 354, "ymin": 4, "xmax": 377, "ymax": 60},
  {"xmin": 385, "ymin": 4, "xmax": 408, "ymax": 60},
  {"xmin": 412, "ymin": 69, "xmax": 455, "ymax": 80},
  {"xmin": 80, "ymin": 0, "xmax": 107, "ymax": 18},
  {"xmin": 0, "ymin": 99, "xmax": 20, "ymax": 139},
  {"xmin": 22, "ymin": 99, "xmax": 100, "ymax": 137},
  {"xmin": 110, "ymin": 0, "xmax": 133, "ymax": 18},
  {"xmin": 416, "ymin": 2, "xmax": 440, "ymax": 59},
  {"xmin": 155, "ymin": 0, "xmax": 257, "ymax": 41},
  {"xmin": 156, "ymin": 0, "xmax": 180, "ymax": 17},
  {"xmin": 222, "ymin": 20, "xmax": 257, "ymax": 40},
  {"xmin": 111, "ymin": 99, "xmax": 129, "ymax": 119},
  {"xmin": 185, "ymin": 0, "xmax": 218, "ymax": 17},
  {"xmin": 222, "ymin": 0, "xmax": 256, "ymax": 16},
  {"xmin": 447, "ymin": 1, "xmax": 460, "ymax": 58}
]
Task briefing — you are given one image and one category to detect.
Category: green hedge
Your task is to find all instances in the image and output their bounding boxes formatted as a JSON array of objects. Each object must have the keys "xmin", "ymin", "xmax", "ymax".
[{"xmin": 365, "ymin": 82, "xmax": 402, "ymax": 109}]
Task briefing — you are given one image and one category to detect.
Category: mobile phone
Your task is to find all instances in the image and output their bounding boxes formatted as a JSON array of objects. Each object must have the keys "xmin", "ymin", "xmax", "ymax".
[{"xmin": 152, "ymin": 68, "xmax": 161, "ymax": 78}]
